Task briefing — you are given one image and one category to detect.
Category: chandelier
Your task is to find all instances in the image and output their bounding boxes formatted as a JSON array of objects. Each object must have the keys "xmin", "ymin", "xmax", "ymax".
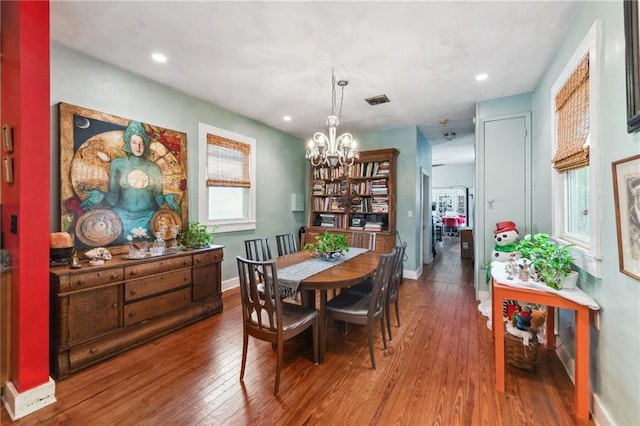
[{"xmin": 305, "ymin": 69, "xmax": 359, "ymax": 168}]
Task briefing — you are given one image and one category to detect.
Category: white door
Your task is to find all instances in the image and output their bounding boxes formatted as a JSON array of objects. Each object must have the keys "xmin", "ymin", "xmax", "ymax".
[{"xmin": 475, "ymin": 113, "xmax": 531, "ymax": 296}]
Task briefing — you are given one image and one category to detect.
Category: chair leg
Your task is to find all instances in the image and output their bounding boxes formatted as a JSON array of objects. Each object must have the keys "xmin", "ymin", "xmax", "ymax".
[
  {"xmin": 240, "ymin": 329, "xmax": 249, "ymax": 381},
  {"xmin": 385, "ymin": 303, "xmax": 392, "ymax": 341},
  {"xmin": 312, "ymin": 319, "xmax": 319, "ymax": 364},
  {"xmin": 380, "ymin": 317, "xmax": 388, "ymax": 351},
  {"xmin": 395, "ymin": 299, "xmax": 401, "ymax": 327},
  {"xmin": 367, "ymin": 323, "xmax": 376, "ymax": 369},
  {"xmin": 274, "ymin": 337, "xmax": 283, "ymax": 395}
]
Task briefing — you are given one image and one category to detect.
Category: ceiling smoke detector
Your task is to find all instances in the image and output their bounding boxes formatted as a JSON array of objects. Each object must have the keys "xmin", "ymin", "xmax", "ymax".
[{"xmin": 444, "ymin": 132, "xmax": 456, "ymax": 141}]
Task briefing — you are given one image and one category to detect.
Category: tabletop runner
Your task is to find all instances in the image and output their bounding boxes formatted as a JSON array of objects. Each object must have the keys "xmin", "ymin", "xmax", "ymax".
[{"xmin": 277, "ymin": 247, "xmax": 369, "ymax": 299}]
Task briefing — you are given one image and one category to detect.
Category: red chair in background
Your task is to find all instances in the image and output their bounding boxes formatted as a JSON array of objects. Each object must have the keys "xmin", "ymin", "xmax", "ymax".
[{"xmin": 443, "ymin": 217, "xmax": 459, "ymax": 236}]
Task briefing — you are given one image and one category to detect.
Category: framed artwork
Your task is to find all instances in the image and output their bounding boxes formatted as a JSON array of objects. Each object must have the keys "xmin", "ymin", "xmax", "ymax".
[
  {"xmin": 59, "ymin": 103, "xmax": 188, "ymax": 253},
  {"xmin": 624, "ymin": 0, "xmax": 640, "ymax": 132},
  {"xmin": 612, "ymin": 153, "xmax": 640, "ymax": 280}
]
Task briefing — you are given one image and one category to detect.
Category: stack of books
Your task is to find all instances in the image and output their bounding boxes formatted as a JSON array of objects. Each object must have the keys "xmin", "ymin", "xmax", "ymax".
[
  {"xmin": 364, "ymin": 222, "xmax": 383, "ymax": 231},
  {"xmin": 320, "ymin": 214, "xmax": 335, "ymax": 227}
]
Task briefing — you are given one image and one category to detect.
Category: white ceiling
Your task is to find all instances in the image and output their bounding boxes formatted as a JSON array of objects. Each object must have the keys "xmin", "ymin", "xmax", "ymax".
[{"xmin": 50, "ymin": 1, "xmax": 579, "ymax": 166}]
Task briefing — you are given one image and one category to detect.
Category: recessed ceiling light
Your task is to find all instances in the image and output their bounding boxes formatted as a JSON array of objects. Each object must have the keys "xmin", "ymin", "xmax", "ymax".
[
  {"xmin": 151, "ymin": 52, "xmax": 167, "ymax": 63},
  {"xmin": 475, "ymin": 73, "xmax": 488, "ymax": 81},
  {"xmin": 283, "ymin": 115, "xmax": 292, "ymax": 122}
]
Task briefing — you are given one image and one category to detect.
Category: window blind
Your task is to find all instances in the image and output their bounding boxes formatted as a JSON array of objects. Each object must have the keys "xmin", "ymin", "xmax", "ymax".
[
  {"xmin": 552, "ymin": 54, "xmax": 590, "ymax": 173},
  {"xmin": 206, "ymin": 133, "xmax": 251, "ymax": 188}
]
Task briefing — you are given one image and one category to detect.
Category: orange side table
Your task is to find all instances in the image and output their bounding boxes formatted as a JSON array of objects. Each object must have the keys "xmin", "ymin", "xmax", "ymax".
[{"xmin": 491, "ymin": 277, "xmax": 594, "ymax": 420}]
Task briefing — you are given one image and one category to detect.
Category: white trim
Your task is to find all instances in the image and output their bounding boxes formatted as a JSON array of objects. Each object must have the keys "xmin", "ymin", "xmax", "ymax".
[
  {"xmin": 550, "ymin": 21, "xmax": 602, "ymax": 278},
  {"xmin": 592, "ymin": 393, "xmax": 615, "ymax": 426},
  {"xmin": 198, "ymin": 123, "xmax": 257, "ymax": 233},
  {"xmin": 1, "ymin": 377, "xmax": 56, "ymax": 420}
]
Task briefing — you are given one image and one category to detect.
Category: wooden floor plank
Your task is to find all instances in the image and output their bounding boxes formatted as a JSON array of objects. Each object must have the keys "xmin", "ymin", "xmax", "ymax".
[{"xmin": 1, "ymin": 237, "xmax": 593, "ymax": 425}]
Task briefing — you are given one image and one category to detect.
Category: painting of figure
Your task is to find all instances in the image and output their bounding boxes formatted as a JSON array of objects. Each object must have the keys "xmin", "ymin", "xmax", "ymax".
[{"xmin": 59, "ymin": 103, "xmax": 188, "ymax": 252}]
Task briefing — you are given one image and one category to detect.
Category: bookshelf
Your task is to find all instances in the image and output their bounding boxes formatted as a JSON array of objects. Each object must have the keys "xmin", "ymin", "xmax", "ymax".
[{"xmin": 306, "ymin": 148, "xmax": 399, "ymax": 253}]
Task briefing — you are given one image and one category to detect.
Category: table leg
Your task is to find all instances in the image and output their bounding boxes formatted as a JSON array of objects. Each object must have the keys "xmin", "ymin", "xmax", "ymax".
[
  {"xmin": 318, "ymin": 289, "xmax": 327, "ymax": 363},
  {"xmin": 491, "ymin": 278, "xmax": 497, "ymax": 338},
  {"xmin": 494, "ymin": 286, "xmax": 505, "ymax": 393},
  {"xmin": 575, "ymin": 307, "xmax": 590, "ymax": 420},
  {"xmin": 545, "ymin": 307, "xmax": 556, "ymax": 350}
]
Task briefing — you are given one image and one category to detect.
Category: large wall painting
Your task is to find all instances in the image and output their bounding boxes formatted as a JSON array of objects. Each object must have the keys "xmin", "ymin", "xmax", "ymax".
[{"xmin": 59, "ymin": 103, "xmax": 188, "ymax": 252}]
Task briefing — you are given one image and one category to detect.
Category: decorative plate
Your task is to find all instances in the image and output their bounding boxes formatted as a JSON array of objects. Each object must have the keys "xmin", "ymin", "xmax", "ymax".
[
  {"xmin": 151, "ymin": 208, "xmax": 182, "ymax": 239},
  {"xmin": 75, "ymin": 209, "xmax": 122, "ymax": 247}
]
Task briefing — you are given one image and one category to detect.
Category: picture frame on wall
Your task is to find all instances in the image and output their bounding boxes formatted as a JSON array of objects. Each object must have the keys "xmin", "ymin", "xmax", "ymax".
[
  {"xmin": 624, "ymin": 0, "xmax": 640, "ymax": 132},
  {"xmin": 612, "ymin": 153, "xmax": 640, "ymax": 281},
  {"xmin": 58, "ymin": 103, "xmax": 188, "ymax": 253}
]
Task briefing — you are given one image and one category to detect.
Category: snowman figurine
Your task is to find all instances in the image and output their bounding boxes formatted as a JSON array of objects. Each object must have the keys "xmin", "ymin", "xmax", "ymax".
[{"xmin": 491, "ymin": 221, "xmax": 521, "ymax": 262}]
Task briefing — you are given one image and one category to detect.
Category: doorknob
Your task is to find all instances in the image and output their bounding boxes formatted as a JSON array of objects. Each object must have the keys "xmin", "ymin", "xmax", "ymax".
[{"xmin": 487, "ymin": 199, "xmax": 494, "ymax": 209}]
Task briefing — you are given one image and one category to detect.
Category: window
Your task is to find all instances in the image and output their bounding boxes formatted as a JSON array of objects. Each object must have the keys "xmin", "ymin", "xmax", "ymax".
[
  {"xmin": 550, "ymin": 22, "xmax": 601, "ymax": 277},
  {"xmin": 198, "ymin": 123, "xmax": 256, "ymax": 232}
]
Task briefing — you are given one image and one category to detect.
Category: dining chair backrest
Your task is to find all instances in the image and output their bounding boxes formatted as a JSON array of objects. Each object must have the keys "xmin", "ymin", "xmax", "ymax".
[
  {"xmin": 388, "ymin": 242, "xmax": 407, "ymax": 301},
  {"xmin": 275, "ymin": 233, "xmax": 298, "ymax": 256},
  {"xmin": 237, "ymin": 256, "xmax": 281, "ymax": 333},
  {"xmin": 244, "ymin": 237, "xmax": 273, "ymax": 261},
  {"xmin": 351, "ymin": 231, "xmax": 377, "ymax": 250},
  {"xmin": 368, "ymin": 249, "xmax": 397, "ymax": 320}
]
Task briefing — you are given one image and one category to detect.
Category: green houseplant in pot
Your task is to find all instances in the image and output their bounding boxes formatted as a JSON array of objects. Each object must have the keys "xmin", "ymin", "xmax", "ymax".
[
  {"xmin": 179, "ymin": 221, "xmax": 217, "ymax": 249},
  {"xmin": 515, "ymin": 233, "xmax": 576, "ymax": 290},
  {"xmin": 304, "ymin": 231, "xmax": 349, "ymax": 260}
]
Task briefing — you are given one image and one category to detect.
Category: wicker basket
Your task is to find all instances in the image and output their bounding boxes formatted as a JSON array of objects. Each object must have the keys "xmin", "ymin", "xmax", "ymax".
[{"xmin": 504, "ymin": 332, "xmax": 539, "ymax": 371}]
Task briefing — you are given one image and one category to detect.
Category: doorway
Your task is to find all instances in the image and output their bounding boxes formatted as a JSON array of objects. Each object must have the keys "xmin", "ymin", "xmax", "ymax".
[{"xmin": 421, "ymin": 170, "xmax": 432, "ymax": 265}]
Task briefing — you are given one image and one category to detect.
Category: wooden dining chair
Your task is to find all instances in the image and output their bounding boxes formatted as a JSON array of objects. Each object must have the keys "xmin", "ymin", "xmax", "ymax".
[
  {"xmin": 385, "ymin": 242, "xmax": 406, "ymax": 341},
  {"xmin": 342, "ymin": 243, "xmax": 405, "ymax": 340},
  {"xmin": 323, "ymin": 249, "xmax": 396, "ymax": 369},
  {"xmin": 244, "ymin": 237, "xmax": 273, "ymax": 262},
  {"xmin": 351, "ymin": 231, "xmax": 377, "ymax": 250},
  {"xmin": 236, "ymin": 256, "xmax": 319, "ymax": 395},
  {"xmin": 275, "ymin": 233, "xmax": 298, "ymax": 256}
]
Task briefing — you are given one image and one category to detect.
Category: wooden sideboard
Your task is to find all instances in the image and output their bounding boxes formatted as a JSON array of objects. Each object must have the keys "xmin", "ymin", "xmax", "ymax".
[{"xmin": 49, "ymin": 245, "xmax": 223, "ymax": 380}]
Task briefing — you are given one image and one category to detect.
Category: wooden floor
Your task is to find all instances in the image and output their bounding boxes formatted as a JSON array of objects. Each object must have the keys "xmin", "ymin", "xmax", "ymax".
[{"xmin": 2, "ymin": 238, "xmax": 592, "ymax": 425}]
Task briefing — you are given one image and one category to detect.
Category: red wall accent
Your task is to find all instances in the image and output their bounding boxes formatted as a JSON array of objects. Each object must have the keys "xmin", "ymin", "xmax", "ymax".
[{"xmin": 1, "ymin": 0, "xmax": 51, "ymax": 391}]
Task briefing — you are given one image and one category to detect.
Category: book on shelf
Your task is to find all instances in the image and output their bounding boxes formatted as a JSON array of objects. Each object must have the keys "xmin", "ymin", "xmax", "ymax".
[
  {"xmin": 364, "ymin": 222, "xmax": 383, "ymax": 231},
  {"xmin": 349, "ymin": 226, "xmax": 365, "ymax": 231}
]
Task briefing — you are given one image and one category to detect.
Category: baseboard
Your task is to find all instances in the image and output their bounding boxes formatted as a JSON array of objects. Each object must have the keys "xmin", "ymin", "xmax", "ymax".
[
  {"xmin": 404, "ymin": 267, "xmax": 420, "ymax": 280},
  {"xmin": 478, "ymin": 290, "xmax": 490, "ymax": 301},
  {"xmin": 1, "ymin": 377, "xmax": 56, "ymax": 420},
  {"xmin": 222, "ymin": 276, "xmax": 239, "ymax": 292}
]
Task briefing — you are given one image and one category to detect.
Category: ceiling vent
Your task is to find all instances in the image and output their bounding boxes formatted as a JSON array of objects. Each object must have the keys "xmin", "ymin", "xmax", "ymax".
[
  {"xmin": 444, "ymin": 132, "xmax": 456, "ymax": 141},
  {"xmin": 365, "ymin": 94, "xmax": 390, "ymax": 106}
]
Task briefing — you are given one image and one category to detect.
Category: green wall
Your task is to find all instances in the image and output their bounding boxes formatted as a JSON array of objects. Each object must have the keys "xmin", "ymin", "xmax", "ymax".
[
  {"xmin": 532, "ymin": 1, "xmax": 639, "ymax": 423},
  {"xmin": 355, "ymin": 126, "xmax": 432, "ymax": 274},
  {"xmin": 50, "ymin": 43, "xmax": 307, "ymax": 282}
]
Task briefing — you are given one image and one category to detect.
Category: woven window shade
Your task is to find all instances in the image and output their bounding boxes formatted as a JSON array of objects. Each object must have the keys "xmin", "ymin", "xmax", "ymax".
[
  {"xmin": 552, "ymin": 54, "xmax": 590, "ymax": 173},
  {"xmin": 206, "ymin": 134, "xmax": 251, "ymax": 188}
]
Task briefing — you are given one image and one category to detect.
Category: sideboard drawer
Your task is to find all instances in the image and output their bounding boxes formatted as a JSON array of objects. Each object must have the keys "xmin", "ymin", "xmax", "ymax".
[
  {"xmin": 193, "ymin": 249, "xmax": 223, "ymax": 267},
  {"xmin": 69, "ymin": 268, "xmax": 124, "ymax": 291},
  {"xmin": 125, "ymin": 269, "xmax": 191, "ymax": 302},
  {"xmin": 123, "ymin": 287, "xmax": 191, "ymax": 326},
  {"xmin": 124, "ymin": 256, "xmax": 192, "ymax": 279}
]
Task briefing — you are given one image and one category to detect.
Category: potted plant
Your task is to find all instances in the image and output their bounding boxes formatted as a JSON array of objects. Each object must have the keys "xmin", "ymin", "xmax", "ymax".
[
  {"xmin": 179, "ymin": 221, "xmax": 217, "ymax": 249},
  {"xmin": 304, "ymin": 231, "xmax": 350, "ymax": 260},
  {"xmin": 515, "ymin": 233, "xmax": 576, "ymax": 290}
]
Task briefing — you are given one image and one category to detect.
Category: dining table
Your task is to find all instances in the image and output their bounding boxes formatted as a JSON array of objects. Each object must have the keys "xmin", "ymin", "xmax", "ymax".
[{"xmin": 275, "ymin": 248, "xmax": 381, "ymax": 363}]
